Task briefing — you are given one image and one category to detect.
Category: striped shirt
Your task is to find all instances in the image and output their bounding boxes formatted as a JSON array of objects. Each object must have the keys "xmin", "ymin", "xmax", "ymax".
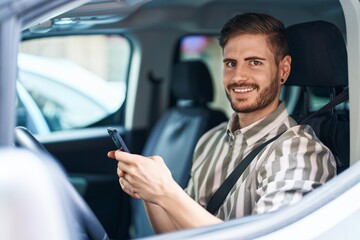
[{"xmin": 185, "ymin": 102, "xmax": 336, "ymax": 219}]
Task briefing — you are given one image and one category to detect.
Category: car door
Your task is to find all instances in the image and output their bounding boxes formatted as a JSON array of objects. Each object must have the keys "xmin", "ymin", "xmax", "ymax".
[{"xmin": 17, "ymin": 34, "xmax": 134, "ymax": 239}]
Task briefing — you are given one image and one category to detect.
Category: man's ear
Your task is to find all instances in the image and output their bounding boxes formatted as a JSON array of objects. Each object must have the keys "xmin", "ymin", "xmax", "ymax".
[{"xmin": 280, "ymin": 55, "xmax": 292, "ymax": 84}]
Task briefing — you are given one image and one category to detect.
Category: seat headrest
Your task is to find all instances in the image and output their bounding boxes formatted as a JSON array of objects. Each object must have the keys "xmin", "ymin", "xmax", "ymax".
[
  {"xmin": 171, "ymin": 60, "xmax": 214, "ymax": 103},
  {"xmin": 285, "ymin": 21, "xmax": 348, "ymax": 87}
]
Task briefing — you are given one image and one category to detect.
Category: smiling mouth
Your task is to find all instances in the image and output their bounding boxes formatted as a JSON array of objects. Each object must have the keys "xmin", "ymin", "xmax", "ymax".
[
  {"xmin": 228, "ymin": 83, "xmax": 258, "ymax": 95},
  {"xmin": 233, "ymin": 87, "xmax": 255, "ymax": 93}
]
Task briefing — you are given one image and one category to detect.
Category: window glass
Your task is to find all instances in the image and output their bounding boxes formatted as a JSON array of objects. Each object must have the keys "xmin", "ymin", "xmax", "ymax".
[
  {"xmin": 17, "ymin": 35, "xmax": 130, "ymax": 135},
  {"xmin": 179, "ymin": 35, "xmax": 233, "ymax": 117}
]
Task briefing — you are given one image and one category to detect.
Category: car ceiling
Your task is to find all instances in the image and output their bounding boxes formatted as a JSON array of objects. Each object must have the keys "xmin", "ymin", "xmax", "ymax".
[{"xmin": 23, "ymin": 0, "xmax": 346, "ymax": 38}]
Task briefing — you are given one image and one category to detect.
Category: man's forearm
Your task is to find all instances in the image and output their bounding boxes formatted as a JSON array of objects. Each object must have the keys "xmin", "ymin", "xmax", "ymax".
[
  {"xmin": 143, "ymin": 200, "xmax": 178, "ymax": 233},
  {"xmin": 157, "ymin": 183, "xmax": 223, "ymax": 230}
]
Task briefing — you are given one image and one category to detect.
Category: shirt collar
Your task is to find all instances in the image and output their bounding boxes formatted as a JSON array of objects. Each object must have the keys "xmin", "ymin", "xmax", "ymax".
[{"xmin": 226, "ymin": 102, "xmax": 290, "ymax": 146}]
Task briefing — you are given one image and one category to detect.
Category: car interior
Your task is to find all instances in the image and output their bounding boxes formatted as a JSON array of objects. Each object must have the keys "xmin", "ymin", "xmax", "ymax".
[{"xmin": 2, "ymin": 0, "xmax": 359, "ymax": 239}]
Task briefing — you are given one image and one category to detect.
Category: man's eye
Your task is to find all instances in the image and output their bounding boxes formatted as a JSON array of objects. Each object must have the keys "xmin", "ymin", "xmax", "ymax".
[
  {"xmin": 225, "ymin": 61, "xmax": 236, "ymax": 68},
  {"xmin": 249, "ymin": 60, "xmax": 262, "ymax": 66}
]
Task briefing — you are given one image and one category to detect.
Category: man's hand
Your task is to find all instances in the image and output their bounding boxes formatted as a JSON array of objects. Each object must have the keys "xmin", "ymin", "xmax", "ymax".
[
  {"xmin": 108, "ymin": 150, "xmax": 222, "ymax": 231},
  {"xmin": 107, "ymin": 150, "xmax": 176, "ymax": 205}
]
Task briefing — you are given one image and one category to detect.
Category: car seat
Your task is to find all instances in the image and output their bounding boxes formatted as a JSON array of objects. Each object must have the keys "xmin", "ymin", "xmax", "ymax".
[
  {"xmin": 284, "ymin": 20, "xmax": 349, "ymax": 173},
  {"xmin": 131, "ymin": 60, "xmax": 228, "ymax": 237}
]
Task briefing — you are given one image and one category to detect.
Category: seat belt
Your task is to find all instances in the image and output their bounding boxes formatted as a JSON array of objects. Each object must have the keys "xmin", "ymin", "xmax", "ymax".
[
  {"xmin": 205, "ymin": 88, "xmax": 349, "ymax": 215},
  {"xmin": 299, "ymin": 88, "xmax": 348, "ymax": 123}
]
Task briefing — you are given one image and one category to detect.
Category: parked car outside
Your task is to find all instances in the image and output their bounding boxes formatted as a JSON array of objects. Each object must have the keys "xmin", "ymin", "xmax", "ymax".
[{"xmin": 17, "ymin": 53, "xmax": 125, "ymax": 134}]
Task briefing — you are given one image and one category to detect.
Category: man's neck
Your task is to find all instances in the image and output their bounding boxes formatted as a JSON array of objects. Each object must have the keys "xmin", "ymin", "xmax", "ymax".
[{"xmin": 238, "ymin": 101, "xmax": 280, "ymax": 128}]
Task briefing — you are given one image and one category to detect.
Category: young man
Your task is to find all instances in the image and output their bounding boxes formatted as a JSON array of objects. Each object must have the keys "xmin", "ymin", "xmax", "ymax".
[{"xmin": 108, "ymin": 13, "xmax": 336, "ymax": 232}]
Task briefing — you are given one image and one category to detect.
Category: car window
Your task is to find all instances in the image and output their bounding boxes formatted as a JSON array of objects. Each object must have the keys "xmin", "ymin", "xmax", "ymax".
[{"xmin": 17, "ymin": 35, "xmax": 130, "ymax": 135}]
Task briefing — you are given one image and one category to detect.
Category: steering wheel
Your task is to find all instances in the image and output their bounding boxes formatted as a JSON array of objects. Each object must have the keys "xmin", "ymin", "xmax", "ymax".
[
  {"xmin": 14, "ymin": 126, "xmax": 109, "ymax": 240},
  {"xmin": 15, "ymin": 126, "xmax": 50, "ymax": 154}
]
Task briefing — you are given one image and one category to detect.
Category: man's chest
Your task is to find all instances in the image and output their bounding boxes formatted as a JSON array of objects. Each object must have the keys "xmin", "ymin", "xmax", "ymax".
[{"xmin": 194, "ymin": 134, "xmax": 259, "ymax": 206}]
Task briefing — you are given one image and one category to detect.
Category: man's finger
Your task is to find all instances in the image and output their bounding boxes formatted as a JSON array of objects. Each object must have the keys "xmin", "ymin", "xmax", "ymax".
[
  {"xmin": 107, "ymin": 151, "xmax": 116, "ymax": 159},
  {"xmin": 117, "ymin": 164, "xmax": 125, "ymax": 178},
  {"xmin": 120, "ymin": 177, "xmax": 141, "ymax": 199},
  {"xmin": 114, "ymin": 150, "xmax": 143, "ymax": 164}
]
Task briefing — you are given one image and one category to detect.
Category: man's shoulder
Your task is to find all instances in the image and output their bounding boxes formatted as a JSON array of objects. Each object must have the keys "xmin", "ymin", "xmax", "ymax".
[
  {"xmin": 257, "ymin": 124, "xmax": 329, "ymax": 159},
  {"xmin": 281, "ymin": 124, "xmax": 318, "ymax": 140},
  {"xmin": 269, "ymin": 124, "xmax": 332, "ymax": 156}
]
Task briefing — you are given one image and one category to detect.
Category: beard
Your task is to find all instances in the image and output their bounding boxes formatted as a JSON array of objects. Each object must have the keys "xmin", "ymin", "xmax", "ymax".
[{"xmin": 225, "ymin": 77, "xmax": 280, "ymax": 113}]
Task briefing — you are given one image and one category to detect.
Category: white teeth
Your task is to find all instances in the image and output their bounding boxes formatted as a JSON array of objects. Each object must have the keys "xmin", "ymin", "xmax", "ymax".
[{"xmin": 234, "ymin": 88, "xmax": 254, "ymax": 93}]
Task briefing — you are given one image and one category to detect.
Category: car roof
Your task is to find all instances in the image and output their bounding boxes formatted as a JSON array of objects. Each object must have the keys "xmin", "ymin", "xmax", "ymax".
[{"xmin": 22, "ymin": 0, "xmax": 345, "ymax": 39}]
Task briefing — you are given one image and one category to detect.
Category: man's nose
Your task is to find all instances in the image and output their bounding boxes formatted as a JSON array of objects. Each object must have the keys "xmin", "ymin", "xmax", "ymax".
[{"xmin": 232, "ymin": 63, "xmax": 248, "ymax": 81}]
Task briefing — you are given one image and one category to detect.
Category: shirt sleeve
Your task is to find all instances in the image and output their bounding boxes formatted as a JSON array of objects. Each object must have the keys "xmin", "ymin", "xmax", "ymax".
[{"xmin": 253, "ymin": 134, "xmax": 336, "ymax": 215}]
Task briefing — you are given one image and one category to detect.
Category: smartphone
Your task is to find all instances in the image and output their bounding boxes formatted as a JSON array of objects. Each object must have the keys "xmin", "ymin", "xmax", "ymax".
[{"xmin": 107, "ymin": 127, "xmax": 130, "ymax": 153}]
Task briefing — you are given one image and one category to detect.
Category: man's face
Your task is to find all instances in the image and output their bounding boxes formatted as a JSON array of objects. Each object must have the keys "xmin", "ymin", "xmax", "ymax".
[{"xmin": 223, "ymin": 34, "xmax": 287, "ymax": 114}]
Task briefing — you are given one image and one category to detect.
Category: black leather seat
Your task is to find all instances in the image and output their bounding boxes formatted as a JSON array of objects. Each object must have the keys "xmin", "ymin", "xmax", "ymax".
[
  {"xmin": 131, "ymin": 60, "xmax": 228, "ymax": 238},
  {"xmin": 284, "ymin": 20, "xmax": 349, "ymax": 173}
]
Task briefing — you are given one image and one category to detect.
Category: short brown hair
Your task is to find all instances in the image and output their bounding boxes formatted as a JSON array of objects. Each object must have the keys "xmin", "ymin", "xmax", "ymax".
[{"xmin": 219, "ymin": 12, "xmax": 288, "ymax": 64}]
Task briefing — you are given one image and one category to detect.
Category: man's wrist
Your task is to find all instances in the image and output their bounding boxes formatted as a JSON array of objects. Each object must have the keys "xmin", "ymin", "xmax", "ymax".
[{"xmin": 156, "ymin": 179, "xmax": 183, "ymax": 208}]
